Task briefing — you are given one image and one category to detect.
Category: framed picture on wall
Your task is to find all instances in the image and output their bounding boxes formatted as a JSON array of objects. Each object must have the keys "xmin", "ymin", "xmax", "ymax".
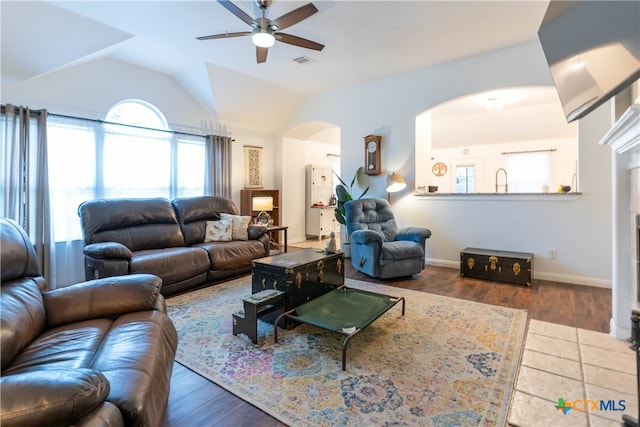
[{"xmin": 244, "ymin": 145, "xmax": 264, "ymax": 188}]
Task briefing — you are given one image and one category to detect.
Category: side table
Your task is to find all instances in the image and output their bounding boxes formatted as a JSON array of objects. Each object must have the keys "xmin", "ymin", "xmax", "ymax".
[{"xmin": 266, "ymin": 225, "xmax": 288, "ymax": 253}]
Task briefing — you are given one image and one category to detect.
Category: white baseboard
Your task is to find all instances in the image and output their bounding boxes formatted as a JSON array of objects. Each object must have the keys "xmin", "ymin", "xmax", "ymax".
[
  {"xmin": 426, "ymin": 259, "xmax": 459, "ymax": 269},
  {"xmin": 425, "ymin": 258, "xmax": 612, "ymax": 289},
  {"xmin": 534, "ymin": 272, "xmax": 611, "ymax": 289}
]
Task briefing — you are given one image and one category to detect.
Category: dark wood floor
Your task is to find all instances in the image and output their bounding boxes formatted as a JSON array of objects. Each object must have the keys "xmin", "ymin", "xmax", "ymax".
[{"xmin": 161, "ymin": 247, "xmax": 612, "ymax": 427}]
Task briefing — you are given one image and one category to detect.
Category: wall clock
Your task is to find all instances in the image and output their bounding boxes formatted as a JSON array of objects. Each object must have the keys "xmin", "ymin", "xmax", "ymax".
[
  {"xmin": 364, "ymin": 134, "xmax": 382, "ymax": 175},
  {"xmin": 432, "ymin": 162, "xmax": 447, "ymax": 176}
]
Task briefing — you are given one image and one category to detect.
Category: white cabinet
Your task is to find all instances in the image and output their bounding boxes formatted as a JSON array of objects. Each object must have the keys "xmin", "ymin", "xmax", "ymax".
[
  {"xmin": 307, "ymin": 207, "xmax": 338, "ymax": 240},
  {"xmin": 306, "ymin": 165, "xmax": 334, "ymax": 206},
  {"xmin": 305, "ymin": 165, "xmax": 338, "ymax": 239}
]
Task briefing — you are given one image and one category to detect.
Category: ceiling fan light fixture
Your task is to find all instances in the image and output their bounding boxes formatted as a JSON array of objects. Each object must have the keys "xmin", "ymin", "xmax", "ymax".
[
  {"xmin": 252, "ymin": 31, "xmax": 275, "ymax": 48},
  {"xmin": 199, "ymin": 0, "xmax": 322, "ymax": 63}
]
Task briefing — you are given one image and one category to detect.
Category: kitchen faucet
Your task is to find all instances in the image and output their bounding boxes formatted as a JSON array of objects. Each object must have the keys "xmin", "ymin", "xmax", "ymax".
[{"xmin": 495, "ymin": 168, "xmax": 508, "ymax": 193}]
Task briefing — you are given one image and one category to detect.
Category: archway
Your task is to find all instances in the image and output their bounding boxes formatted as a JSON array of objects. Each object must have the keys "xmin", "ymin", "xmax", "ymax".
[{"xmin": 281, "ymin": 121, "xmax": 341, "ymax": 245}]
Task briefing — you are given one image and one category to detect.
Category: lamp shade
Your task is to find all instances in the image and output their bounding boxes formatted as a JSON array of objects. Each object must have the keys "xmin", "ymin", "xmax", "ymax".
[
  {"xmin": 252, "ymin": 196, "xmax": 273, "ymax": 212},
  {"xmin": 386, "ymin": 172, "xmax": 407, "ymax": 193}
]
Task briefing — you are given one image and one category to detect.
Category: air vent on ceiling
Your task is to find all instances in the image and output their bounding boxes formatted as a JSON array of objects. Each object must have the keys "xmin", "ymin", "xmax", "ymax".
[{"xmin": 293, "ymin": 55, "xmax": 314, "ymax": 65}]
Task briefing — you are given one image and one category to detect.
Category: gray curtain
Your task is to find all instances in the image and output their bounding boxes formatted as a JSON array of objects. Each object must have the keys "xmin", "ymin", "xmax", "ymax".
[
  {"xmin": 207, "ymin": 134, "xmax": 232, "ymax": 198},
  {"xmin": 1, "ymin": 104, "xmax": 55, "ymax": 287}
]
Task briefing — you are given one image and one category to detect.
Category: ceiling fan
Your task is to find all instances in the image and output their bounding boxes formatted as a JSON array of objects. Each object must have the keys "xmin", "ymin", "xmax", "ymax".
[{"xmin": 197, "ymin": 0, "xmax": 324, "ymax": 64}]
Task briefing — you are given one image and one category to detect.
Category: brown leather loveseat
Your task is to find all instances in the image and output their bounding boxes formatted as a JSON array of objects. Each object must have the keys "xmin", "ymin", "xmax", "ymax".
[
  {"xmin": 78, "ymin": 196, "xmax": 270, "ymax": 296},
  {"xmin": 0, "ymin": 217, "xmax": 178, "ymax": 427}
]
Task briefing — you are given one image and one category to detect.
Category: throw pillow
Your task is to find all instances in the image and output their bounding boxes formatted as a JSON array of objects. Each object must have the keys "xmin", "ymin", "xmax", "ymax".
[
  {"xmin": 220, "ymin": 213, "xmax": 251, "ymax": 241},
  {"xmin": 204, "ymin": 219, "xmax": 232, "ymax": 242}
]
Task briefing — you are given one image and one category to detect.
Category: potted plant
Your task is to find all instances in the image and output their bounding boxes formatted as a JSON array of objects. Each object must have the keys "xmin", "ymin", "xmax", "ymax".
[{"xmin": 334, "ymin": 167, "xmax": 370, "ymax": 258}]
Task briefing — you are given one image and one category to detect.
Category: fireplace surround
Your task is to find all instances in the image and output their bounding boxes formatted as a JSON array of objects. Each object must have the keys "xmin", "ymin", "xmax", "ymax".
[{"xmin": 599, "ymin": 102, "xmax": 640, "ymax": 338}]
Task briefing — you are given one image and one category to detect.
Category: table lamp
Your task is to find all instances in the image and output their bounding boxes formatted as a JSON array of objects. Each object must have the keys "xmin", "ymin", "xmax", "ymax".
[{"xmin": 252, "ymin": 196, "xmax": 273, "ymax": 225}]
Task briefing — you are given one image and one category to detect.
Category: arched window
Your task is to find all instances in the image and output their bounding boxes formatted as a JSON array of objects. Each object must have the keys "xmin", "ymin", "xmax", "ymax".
[{"xmin": 106, "ymin": 99, "xmax": 168, "ymax": 129}]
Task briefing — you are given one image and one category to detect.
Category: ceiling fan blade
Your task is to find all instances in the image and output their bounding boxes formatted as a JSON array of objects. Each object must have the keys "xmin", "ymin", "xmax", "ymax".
[
  {"xmin": 256, "ymin": 46, "xmax": 268, "ymax": 63},
  {"xmin": 275, "ymin": 33, "xmax": 324, "ymax": 51},
  {"xmin": 270, "ymin": 3, "xmax": 318, "ymax": 31},
  {"xmin": 196, "ymin": 31, "xmax": 252, "ymax": 41},
  {"xmin": 217, "ymin": 0, "xmax": 255, "ymax": 26}
]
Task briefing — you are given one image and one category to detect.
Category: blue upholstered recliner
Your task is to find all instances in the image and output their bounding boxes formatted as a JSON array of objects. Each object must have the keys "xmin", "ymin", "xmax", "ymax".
[{"xmin": 344, "ymin": 198, "xmax": 432, "ymax": 278}]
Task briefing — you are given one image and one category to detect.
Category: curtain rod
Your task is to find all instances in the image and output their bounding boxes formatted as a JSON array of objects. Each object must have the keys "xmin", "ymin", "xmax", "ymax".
[
  {"xmin": 501, "ymin": 148, "xmax": 557, "ymax": 155},
  {"xmin": 48, "ymin": 113, "xmax": 216, "ymax": 139},
  {"xmin": 2, "ymin": 105, "xmax": 233, "ymax": 140}
]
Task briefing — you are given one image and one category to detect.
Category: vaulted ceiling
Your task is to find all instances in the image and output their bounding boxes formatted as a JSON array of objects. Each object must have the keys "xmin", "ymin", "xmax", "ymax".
[{"xmin": 2, "ymin": 1, "xmax": 554, "ymax": 134}]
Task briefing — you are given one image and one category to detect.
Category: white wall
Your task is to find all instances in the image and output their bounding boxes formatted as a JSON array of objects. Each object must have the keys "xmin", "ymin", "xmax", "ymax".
[
  {"xmin": 281, "ymin": 137, "xmax": 307, "ymax": 244},
  {"xmin": 227, "ymin": 126, "xmax": 277, "ymax": 208},
  {"xmin": 283, "ymin": 40, "xmax": 614, "ymax": 287}
]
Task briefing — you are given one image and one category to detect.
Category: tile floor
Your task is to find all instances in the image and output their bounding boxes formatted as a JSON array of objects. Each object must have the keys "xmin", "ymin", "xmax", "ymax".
[
  {"xmin": 290, "ymin": 236, "xmax": 334, "ymax": 249},
  {"xmin": 508, "ymin": 319, "xmax": 638, "ymax": 427}
]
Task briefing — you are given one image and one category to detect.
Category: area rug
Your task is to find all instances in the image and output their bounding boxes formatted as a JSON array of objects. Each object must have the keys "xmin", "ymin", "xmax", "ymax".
[{"xmin": 166, "ymin": 276, "xmax": 527, "ymax": 426}]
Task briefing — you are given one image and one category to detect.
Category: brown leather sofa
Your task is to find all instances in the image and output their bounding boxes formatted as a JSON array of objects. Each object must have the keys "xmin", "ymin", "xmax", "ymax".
[
  {"xmin": 0, "ymin": 217, "xmax": 178, "ymax": 427},
  {"xmin": 78, "ymin": 196, "xmax": 270, "ymax": 296}
]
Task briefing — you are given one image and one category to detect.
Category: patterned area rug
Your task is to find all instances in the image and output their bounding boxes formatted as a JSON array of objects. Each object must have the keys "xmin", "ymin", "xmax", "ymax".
[{"xmin": 166, "ymin": 276, "xmax": 527, "ymax": 426}]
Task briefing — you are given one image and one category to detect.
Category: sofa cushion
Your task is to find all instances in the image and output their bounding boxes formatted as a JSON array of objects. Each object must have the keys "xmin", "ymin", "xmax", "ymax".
[
  {"xmin": 1, "ymin": 219, "xmax": 41, "ymax": 283},
  {"xmin": 380, "ymin": 241, "xmax": 424, "ymax": 261},
  {"xmin": 198, "ymin": 241, "xmax": 266, "ymax": 270},
  {"xmin": 0, "ymin": 369, "xmax": 110, "ymax": 427},
  {"xmin": 220, "ymin": 213, "xmax": 251, "ymax": 241},
  {"xmin": 90, "ymin": 311, "xmax": 177, "ymax": 427},
  {"xmin": 131, "ymin": 247, "xmax": 210, "ymax": 285},
  {"xmin": 43, "ymin": 274, "xmax": 163, "ymax": 329},
  {"xmin": 79, "ymin": 198, "xmax": 185, "ymax": 251},
  {"xmin": 346, "ymin": 198, "xmax": 398, "ymax": 242},
  {"xmin": 1, "ymin": 279, "xmax": 46, "ymax": 371},
  {"xmin": 204, "ymin": 219, "xmax": 232, "ymax": 242},
  {"xmin": 172, "ymin": 196, "xmax": 240, "ymax": 245},
  {"xmin": 2, "ymin": 319, "xmax": 112, "ymax": 374}
]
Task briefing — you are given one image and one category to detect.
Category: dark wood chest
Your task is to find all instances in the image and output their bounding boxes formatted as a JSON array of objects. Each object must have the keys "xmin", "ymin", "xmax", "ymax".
[
  {"xmin": 460, "ymin": 247, "xmax": 533, "ymax": 286},
  {"xmin": 252, "ymin": 249, "xmax": 345, "ymax": 313}
]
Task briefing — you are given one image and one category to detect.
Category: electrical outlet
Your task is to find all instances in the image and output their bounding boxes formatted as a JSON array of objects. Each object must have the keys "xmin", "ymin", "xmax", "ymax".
[{"xmin": 549, "ymin": 249, "xmax": 557, "ymax": 260}]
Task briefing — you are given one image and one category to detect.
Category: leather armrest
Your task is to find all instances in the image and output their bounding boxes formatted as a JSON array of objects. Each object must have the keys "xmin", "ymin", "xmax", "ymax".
[
  {"xmin": 84, "ymin": 242, "xmax": 132, "ymax": 260},
  {"xmin": 0, "ymin": 369, "xmax": 109, "ymax": 427},
  {"xmin": 395, "ymin": 227, "xmax": 432, "ymax": 244},
  {"xmin": 248, "ymin": 225, "xmax": 267, "ymax": 240},
  {"xmin": 43, "ymin": 274, "xmax": 162, "ymax": 328},
  {"xmin": 350, "ymin": 229, "xmax": 384, "ymax": 245}
]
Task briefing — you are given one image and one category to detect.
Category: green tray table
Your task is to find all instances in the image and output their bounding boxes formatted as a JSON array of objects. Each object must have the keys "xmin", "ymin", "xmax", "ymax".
[{"xmin": 274, "ymin": 286, "xmax": 405, "ymax": 370}]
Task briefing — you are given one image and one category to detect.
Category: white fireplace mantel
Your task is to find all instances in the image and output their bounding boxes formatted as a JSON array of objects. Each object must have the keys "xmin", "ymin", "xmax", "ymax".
[
  {"xmin": 599, "ymin": 103, "xmax": 640, "ymax": 154},
  {"xmin": 600, "ymin": 102, "xmax": 640, "ymax": 339}
]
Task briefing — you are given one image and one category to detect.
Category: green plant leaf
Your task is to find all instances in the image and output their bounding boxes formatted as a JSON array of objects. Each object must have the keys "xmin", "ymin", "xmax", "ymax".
[
  {"xmin": 335, "ymin": 185, "xmax": 351, "ymax": 202},
  {"xmin": 357, "ymin": 186, "xmax": 370, "ymax": 199},
  {"xmin": 333, "ymin": 171, "xmax": 348, "ymax": 188}
]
